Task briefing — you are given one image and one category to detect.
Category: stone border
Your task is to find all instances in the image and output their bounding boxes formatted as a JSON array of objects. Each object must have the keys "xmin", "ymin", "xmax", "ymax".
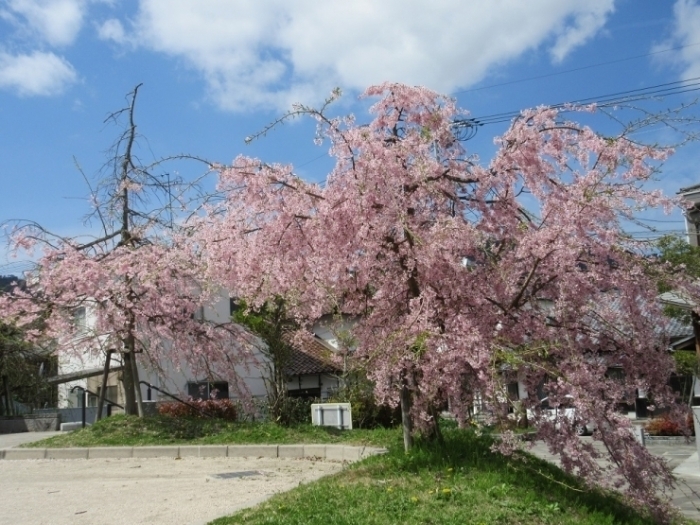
[
  {"xmin": 644, "ymin": 435, "xmax": 696, "ymax": 444},
  {"xmin": 0, "ymin": 444, "xmax": 387, "ymax": 462}
]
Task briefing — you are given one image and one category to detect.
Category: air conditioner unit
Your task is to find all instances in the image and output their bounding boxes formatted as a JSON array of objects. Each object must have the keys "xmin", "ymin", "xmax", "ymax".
[{"xmin": 311, "ymin": 403, "xmax": 352, "ymax": 430}]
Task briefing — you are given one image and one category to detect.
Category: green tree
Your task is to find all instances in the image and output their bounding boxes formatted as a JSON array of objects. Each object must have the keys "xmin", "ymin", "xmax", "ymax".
[
  {"xmin": 0, "ymin": 321, "xmax": 56, "ymax": 415},
  {"xmin": 656, "ymin": 234, "xmax": 700, "ymax": 323},
  {"xmin": 657, "ymin": 235, "xmax": 700, "ymax": 289},
  {"xmin": 0, "ymin": 276, "xmax": 56, "ymax": 414},
  {"xmin": 233, "ymin": 298, "xmax": 298, "ymax": 424},
  {"xmin": 656, "ymin": 235, "xmax": 700, "ymax": 404}
]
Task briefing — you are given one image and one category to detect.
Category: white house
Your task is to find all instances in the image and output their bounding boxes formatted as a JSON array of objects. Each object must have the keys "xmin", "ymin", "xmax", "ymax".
[
  {"xmin": 55, "ymin": 293, "xmax": 344, "ymax": 412},
  {"xmin": 679, "ymin": 183, "xmax": 700, "ymax": 246}
]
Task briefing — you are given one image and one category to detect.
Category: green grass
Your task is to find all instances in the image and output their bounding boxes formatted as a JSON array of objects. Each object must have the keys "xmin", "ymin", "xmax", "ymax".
[
  {"xmin": 22, "ymin": 414, "xmax": 400, "ymax": 448},
  {"xmin": 209, "ymin": 429, "xmax": 676, "ymax": 525}
]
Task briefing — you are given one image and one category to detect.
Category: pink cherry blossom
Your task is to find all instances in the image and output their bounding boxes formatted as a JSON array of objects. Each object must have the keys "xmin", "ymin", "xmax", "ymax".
[{"xmin": 195, "ymin": 83, "xmax": 684, "ymax": 521}]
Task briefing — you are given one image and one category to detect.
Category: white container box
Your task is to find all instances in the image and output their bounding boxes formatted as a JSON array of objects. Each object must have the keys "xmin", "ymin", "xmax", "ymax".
[{"xmin": 311, "ymin": 403, "xmax": 352, "ymax": 430}]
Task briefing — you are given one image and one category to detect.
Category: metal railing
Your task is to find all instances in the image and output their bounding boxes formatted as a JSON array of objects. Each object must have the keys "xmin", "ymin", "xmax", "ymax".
[{"xmin": 70, "ymin": 386, "xmax": 123, "ymax": 428}]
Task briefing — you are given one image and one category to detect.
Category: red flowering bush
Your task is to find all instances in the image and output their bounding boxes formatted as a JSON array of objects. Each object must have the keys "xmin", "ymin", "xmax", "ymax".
[
  {"xmin": 157, "ymin": 399, "xmax": 238, "ymax": 421},
  {"xmin": 644, "ymin": 413, "xmax": 694, "ymax": 436}
]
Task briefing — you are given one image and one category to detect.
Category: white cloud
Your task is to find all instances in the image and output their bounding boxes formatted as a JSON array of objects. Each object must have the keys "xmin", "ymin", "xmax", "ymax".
[
  {"xmin": 97, "ymin": 17, "xmax": 126, "ymax": 44},
  {"xmin": 549, "ymin": 4, "xmax": 615, "ymax": 63},
  {"xmin": 660, "ymin": 0, "xmax": 700, "ymax": 80},
  {"xmin": 1, "ymin": 0, "xmax": 87, "ymax": 47},
  {"xmin": 0, "ymin": 51, "xmax": 77, "ymax": 96},
  {"xmin": 111, "ymin": 0, "xmax": 616, "ymax": 111}
]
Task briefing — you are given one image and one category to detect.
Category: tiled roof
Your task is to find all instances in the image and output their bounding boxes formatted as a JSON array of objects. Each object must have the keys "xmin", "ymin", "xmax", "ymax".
[
  {"xmin": 679, "ymin": 183, "xmax": 700, "ymax": 195},
  {"xmin": 666, "ymin": 315, "xmax": 694, "ymax": 339},
  {"xmin": 283, "ymin": 295, "xmax": 694, "ymax": 376},
  {"xmin": 284, "ymin": 336, "xmax": 341, "ymax": 376},
  {"xmin": 593, "ymin": 295, "xmax": 693, "ymax": 343}
]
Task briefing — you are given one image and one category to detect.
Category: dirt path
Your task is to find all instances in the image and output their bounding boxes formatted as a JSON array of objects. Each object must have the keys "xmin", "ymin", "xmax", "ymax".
[{"xmin": 0, "ymin": 456, "xmax": 344, "ymax": 525}]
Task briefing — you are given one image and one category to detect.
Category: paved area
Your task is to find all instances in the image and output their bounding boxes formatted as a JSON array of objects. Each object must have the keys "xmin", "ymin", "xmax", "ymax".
[
  {"xmin": 0, "ymin": 431, "xmax": 61, "ymax": 448},
  {"xmin": 672, "ymin": 452, "xmax": 700, "ymax": 521},
  {"xmin": 529, "ymin": 438, "xmax": 700, "ymax": 522}
]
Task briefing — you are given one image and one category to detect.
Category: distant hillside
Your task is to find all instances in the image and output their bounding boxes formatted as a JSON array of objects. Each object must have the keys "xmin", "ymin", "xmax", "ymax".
[{"xmin": 0, "ymin": 275, "xmax": 25, "ymax": 292}]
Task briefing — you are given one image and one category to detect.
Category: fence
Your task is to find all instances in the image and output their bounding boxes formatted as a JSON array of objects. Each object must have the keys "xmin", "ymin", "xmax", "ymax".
[{"xmin": 34, "ymin": 407, "xmax": 113, "ymax": 425}]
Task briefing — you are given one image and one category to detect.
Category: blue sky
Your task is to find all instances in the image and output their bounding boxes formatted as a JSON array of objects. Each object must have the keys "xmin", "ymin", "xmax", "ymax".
[{"xmin": 2, "ymin": 0, "xmax": 700, "ymax": 274}]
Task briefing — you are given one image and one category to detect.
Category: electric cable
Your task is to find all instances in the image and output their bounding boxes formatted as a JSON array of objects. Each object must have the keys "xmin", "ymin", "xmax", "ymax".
[{"xmin": 454, "ymin": 41, "xmax": 700, "ymax": 95}]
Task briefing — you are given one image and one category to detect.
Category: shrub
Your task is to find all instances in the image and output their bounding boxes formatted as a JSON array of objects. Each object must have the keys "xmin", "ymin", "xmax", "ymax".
[
  {"xmin": 157, "ymin": 398, "xmax": 238, "ymax": 421},
  {"xmin": 327, "ymin": 376, "xmax": 401, "ymax": 429},
  {"xmin": 275, "ymin": 396, "xmax": 316, "ymax": 426},
  {"xmin": 644, "ymin": 412, "xmax": 694, "ymax": 436}
]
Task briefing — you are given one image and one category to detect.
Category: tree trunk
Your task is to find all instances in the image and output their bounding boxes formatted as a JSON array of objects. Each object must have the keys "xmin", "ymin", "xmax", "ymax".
[
  {"xmin": 400, "ymin": 381, "xmax": 414, "ymax": 452},
  {"xmin": 268, "ymin": 339, "xmax": 284, "ymax": 423},
  {"xmin": 425, "ymin": 405, "xmax": 444, "ymax": 446},
  {"xmin": 121, "ymin": 351, "xmax": 137, "ymax": 415},
  {"xmin": 130, "ymin": 350, "xmax": 144, "ymax": 417},
  {"xmin": 96, "ymin": 350, "xmax": 113, "ymax": 421}
]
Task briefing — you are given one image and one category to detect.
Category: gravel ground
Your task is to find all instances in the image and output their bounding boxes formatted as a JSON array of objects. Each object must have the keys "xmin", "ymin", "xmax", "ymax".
[{"xmin": 0, "ymin": 456, "xmax": 345, "ymax": 525}]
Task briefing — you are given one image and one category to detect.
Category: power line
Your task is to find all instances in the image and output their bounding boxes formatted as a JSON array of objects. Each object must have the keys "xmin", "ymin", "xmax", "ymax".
[
  {"xmin": 295, "ymin": 69, "xmax": 700, "ymax": 168},
  {"xmin": 474, "ymin": 77, "xmax": 700, "ymax": 123},
  {"xmin": 296, "ymin": 153, "xmax": 328, "ymax": 168},
  {"xmin": 454, "ymin": 41, "xmax": 700, "ymax": 95},
  {"xmin": 633, "ymin": 218, "xmax": 685, "ymax": 223},
  {"xmin": 471, "ymin": 76, "xmax": 700, "ymax": 126}
]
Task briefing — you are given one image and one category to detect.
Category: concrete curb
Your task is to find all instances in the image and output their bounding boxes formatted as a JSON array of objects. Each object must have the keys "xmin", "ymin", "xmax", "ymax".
[
  {"xmin": 0, "ymin": 444, "xmax": 387, "ymax": 462},
  {"xmin": 645, "ymin": 436, "xmax": 696, "ymax": 444}
]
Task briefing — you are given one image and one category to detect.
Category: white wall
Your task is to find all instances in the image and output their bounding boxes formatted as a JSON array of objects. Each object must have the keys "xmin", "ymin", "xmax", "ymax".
[
  {"xmin": 136, "ymin": 343, "xmax": 270, "ymax": 402},
  {"xmin": 57, "ymin": 303, "xmax": 106, "ymax": 408},
  {"xmin": 57, "ymin": 292, "xmax": 365, "ymax": 407},
  {"xmin": 57, "ymin": 291, "xmax": 271, "ymax": 407}
]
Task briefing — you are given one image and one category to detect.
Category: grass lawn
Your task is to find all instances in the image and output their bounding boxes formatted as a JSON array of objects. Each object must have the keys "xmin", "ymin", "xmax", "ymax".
[
  {"xmin": 21, "ymin": 414, "xmax": 400, "ymax": 448},
  {"xmin": 210, "ymin": 430, "xmax": 675, "ymax": 525}
]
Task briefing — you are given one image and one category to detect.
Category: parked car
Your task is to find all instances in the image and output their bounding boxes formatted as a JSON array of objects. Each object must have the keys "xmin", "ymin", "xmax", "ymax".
[{"xmin": 526, "ymin": 395, "xmax": 595, "ymax": 436}]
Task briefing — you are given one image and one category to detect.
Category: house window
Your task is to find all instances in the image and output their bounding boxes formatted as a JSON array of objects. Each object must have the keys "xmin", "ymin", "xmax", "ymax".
[
  {"xmin": 73, "ymin": 307, "xmax": 87, "ymax": 333},
  {"xmin": 101, "ymin": 385, "xmax": 119, "ymax": 404},
  {"xmin": 288, "ymin": 388, "xmax": 321, "ymax": 399},
  {"xmin": 87, "ymin": 392, "xmax": 98, "ymax": 407},
  {"xmin": 187, "ymin": 381, "xmax": 229, "ymax": 400},
  {"xmin": 506, "ymin": 382, "xmax": 519, "ymax": 400},
  {"xmin": 87, "ymin": 386, "xmax": 119, "ymax": 407}
]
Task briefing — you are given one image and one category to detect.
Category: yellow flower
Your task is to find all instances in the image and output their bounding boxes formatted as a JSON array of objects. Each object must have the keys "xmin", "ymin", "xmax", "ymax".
[
  {"xmin": 386, "ymin": 487, "xmax": 393, "ymax": 493},
  {"xmin": 442, "ymin": 488, "xmax": 452, "ymax": 494},
  {"xmin": 410, "ymin": 496, "xmax": 419, "ymax": 503}
]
